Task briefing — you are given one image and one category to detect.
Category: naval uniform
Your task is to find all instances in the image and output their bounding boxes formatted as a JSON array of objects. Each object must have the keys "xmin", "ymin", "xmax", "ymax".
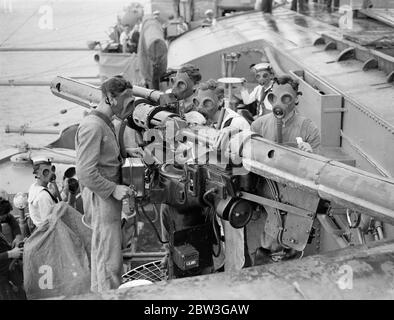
[
  {"xmin": 75, "ymin": 110, "xmax": 123, "ymax": 292},
  {"xmin": 216, "ymin": 108, "xmax": 250, "ymax": 272},
  {"xmin": 250, "ymin": 112, "xmax": 320, "ymax": 152},
  {"xmin": 247, "ymin": 111, "xmax": 320, "ymax": 264},
  {"xmin": 240, "ymin": 82, "xmax": 273, "ymax": 117}
]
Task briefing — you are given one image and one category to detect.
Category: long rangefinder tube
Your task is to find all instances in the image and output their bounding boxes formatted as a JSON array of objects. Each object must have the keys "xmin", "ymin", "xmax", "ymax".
[{"xmin": 50, "ymin": 76, "xmax": 394, "ymax": 224}]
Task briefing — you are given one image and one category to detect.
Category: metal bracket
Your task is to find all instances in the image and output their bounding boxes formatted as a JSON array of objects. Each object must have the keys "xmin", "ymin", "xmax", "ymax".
[
  {"xmin": 337, "ymin": 47, "xmax": 355, "ymax": 62},
  {"xmin": 313, "ymin": 37, "xmax": 325, "ymax": 46},
  {"xmin": 362, "ymin": 58, "xmax": 378, "ymax": 71},
  {"xmin": 317, "ymin": 214, "xmax": 349, "ymax": 248},
  {"xmin": 324, "ymin": 41, "xmax": 337, "ymax": 51},
  {"xmin": 387, "ymin": 71, "xmax": 394, "ymax": 83},
  {"xmin": 238, "ymin": 191, "xmax": 314, "ymax": 218},
  {"xmin": 323, "ymin": 108, "xmax": 348, "ymax": 113}
]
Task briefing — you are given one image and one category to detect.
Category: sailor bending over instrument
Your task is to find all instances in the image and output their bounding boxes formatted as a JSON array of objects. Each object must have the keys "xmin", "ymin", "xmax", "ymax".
[
  {"xmin": 75, "ymin": 76, "xmax": 134, "ymax": 292},
  {"xmin": 195, "ymin": 80, "xmax": 250, "ymax": 272}
]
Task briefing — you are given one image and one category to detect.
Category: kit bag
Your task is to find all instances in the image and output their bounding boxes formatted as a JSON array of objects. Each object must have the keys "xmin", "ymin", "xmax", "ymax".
[{"xmin": 23, "ymin": 202, "xmax": 92, "ymax": 299}]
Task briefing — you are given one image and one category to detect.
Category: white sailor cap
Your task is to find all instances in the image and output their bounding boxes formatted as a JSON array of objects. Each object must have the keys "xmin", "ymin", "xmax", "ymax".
[
  {"xmin": 205, "ymin": 9, "xmax": 214, "ymax": 15},
  {"xmin": 31, "ymin": 156, "xmax": 53, "ymax": 165},
  {"xmin": 153, "ymin": 10, "xmax": 160, "ymax": 16},
  {"xmin": 252, "ymin": 62, "xmax": 272, "ymax": 73}
]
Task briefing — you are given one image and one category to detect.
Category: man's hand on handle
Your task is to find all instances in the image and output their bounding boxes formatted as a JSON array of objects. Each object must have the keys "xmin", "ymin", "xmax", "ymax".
[
  {"xmin": 112, "ymin": 185, "xmax": 132, "ymax": 200},
  {"xmin": 8, "ymin": 247, "xmax": 23, "ymax": 259}
]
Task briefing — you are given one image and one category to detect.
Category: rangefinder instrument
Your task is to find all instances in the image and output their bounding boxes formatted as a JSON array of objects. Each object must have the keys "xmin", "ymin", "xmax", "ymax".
[{"xmin": 51, "ymin": 76, "xmax": 394, "ymax": 280}]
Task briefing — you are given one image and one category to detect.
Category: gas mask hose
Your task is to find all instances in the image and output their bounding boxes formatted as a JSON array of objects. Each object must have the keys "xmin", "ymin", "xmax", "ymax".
[
  {"xmin": 119, "ymin": 119, "xmax": 128, "ymax": 159},
  {"xmin": 203, "ymin": 188, "xmax": 221, "ymax": 258},
  {"xmin": 276, "ymin": 117, "xmax": 283, "ymax": 144}
]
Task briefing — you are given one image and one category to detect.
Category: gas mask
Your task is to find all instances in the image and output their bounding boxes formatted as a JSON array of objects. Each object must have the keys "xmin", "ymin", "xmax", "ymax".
[
  {"xmin": 172, "ymin": 72, "xmax": 194, "ymax": 100},
  {"xmin": 267, "ymin": 83, "xmax": 297, "ymax": 120},
  {"xmin": 35, "ymin": 163, "xmax": 56, "ymax": 183},
  {"xmin": 67, "ymin": 178, "xmax": 80, "ymax": 194},
  {"xmin": 107, "ymin": 88, "xmax": 135, "ymax": 120},
  {"xmin": 255, "ymin": 70, "xmax": 272, "ymax": 86},
  {"xmin": 193, "ymin": 89, "xmax": 221, "ymax": 121}
]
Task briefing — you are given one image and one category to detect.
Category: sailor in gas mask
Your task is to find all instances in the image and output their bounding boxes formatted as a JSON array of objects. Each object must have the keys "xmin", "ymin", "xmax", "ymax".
[
  {"xmin": 170, "ymin": 64, "xmax": 202, "ymax": 114},
  {"xmin": 75, "ymin": 75, "xmax": 134, "ymax": 292},
  {"xmin": 195, "ymin": 80, "xmax": 250, "ymax": 131},
  {"xmin": 195, "ymin": 80, "xmax": 250, "ymax": 273},
  {"xmin": 250, "ymin": 75, "xmax": 320, "ymax": 153},
  {"xmin": 248, "ymin": 75, "xmax": 320, "ymax": 265},
  {"xmin": 240, "ymin": 62, "xmax": 275, "ymax": 118},
  {"xmin": 27, "ymin": 157, "xmax": 58, "ymax": 229}
]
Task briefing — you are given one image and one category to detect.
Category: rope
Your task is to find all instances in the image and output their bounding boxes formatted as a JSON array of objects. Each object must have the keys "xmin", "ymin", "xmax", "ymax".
[{"xmin": 0, "ymin": 54, "xmax": 91, "ymax": 81}]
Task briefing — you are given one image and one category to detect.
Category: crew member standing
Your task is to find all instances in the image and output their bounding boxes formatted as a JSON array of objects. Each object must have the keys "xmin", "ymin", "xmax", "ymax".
[
  {"xmin": 248, "ymin": 75, "xmax": 320, "ymax": 264},
  {"xmin": 76, "ymin": 75, "xmax": 134, "ymax": 292},
  {"xmin": 195, "ymin": 80, "xmax": 250, "ymax": 272}
]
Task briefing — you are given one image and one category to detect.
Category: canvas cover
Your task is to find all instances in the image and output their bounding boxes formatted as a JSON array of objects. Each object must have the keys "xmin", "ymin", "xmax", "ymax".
[
  {"xmin": 137, "ymin": 18, "xmax": 168, "ymax": 88},
  {"xmin": 98, "ymin": 52, "xmax": 145, "ymax": 86},
  {"xmin": 23, "ymin": 202, "xmax": 92, "ymax": 299}
]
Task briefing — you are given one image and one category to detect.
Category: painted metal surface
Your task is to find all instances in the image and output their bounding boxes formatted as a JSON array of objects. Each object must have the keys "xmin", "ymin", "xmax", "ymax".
[
  {"xmin": 167, "ymin": 8, "xmax": 338, "ymax": 68},
  {"xmin": 65, "ymin": 240, "xmax": 394, "ymax": 300},
  {"xmin": 242, "ymin": 137, "xmax": 394, "ymax": 223},
  {"xmin": 360, "ymin": 9, "xmax": 394, "ymax": 28}
]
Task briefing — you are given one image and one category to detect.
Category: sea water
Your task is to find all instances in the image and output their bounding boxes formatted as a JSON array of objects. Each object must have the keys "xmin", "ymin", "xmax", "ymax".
[{"xmin": 0, "ymin": 0, "xmax": 151, "ymax": 151}]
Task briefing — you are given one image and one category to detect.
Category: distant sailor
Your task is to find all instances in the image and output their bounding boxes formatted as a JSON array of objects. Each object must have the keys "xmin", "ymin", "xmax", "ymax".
[
  {"xmin": 27, "ymin": 157, "xmax": 58, "ymax": 229},
  {"xmin": 202, "ymin": 9, "xmax": 216, "ymax": 27},
  {"xmin": 75, "ymin": 75, "xmax": 133, "ymax": 292}
]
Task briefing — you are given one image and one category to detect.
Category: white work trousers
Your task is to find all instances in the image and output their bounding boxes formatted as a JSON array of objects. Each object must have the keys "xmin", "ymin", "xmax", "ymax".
[{"xmin": 82, "ymin": 188, "xmax": 122, "ymax": 292}]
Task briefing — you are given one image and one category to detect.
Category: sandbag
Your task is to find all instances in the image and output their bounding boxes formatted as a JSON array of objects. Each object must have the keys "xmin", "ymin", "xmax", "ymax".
[{"xmin": 23, "ymin": 202, "xmax": 92, "ymax": 299}]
